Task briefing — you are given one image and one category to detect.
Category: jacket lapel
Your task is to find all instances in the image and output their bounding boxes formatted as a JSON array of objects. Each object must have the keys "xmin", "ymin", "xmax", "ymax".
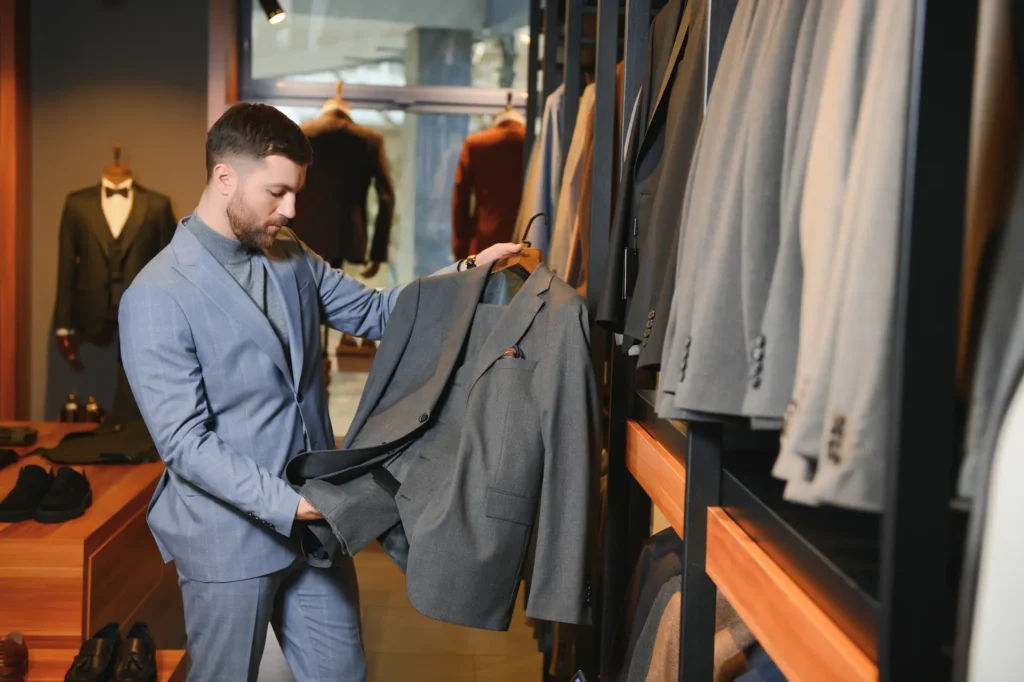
[
  {"xmin": 263, "ymin": 243, "xmax": 305, "ymax": 389},
  {"xmin": 117, "ymin": 186, "xmax": 149, "ymax": 254},
  {"xmin": 467, "ymin": 265, "xmax": 553, "ymax": 391},
  {"xmin": 170, "ymin": 223, "xmax": 293, "ymax": 385},
  {"xmin": 83, "ymin": 186, "xmax": 112, "ymax": 257},
  {"xmin": 642, "ymin": 0, "xmax": 693, "ymax": 141}
]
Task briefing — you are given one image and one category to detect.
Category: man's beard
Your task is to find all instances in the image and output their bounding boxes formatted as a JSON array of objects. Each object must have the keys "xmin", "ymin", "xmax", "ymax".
[{"xmin": 227, "ymin": 189, "xmax": 284, "ymax": 251}]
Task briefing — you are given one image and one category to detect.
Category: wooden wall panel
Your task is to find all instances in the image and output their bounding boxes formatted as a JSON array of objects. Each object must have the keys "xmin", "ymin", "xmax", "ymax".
[
  {"xmin": 208, "ymin": 0, "xmax": 239, "ymax": 127},
  {"xmin": 0, "ymin": 0, "xmax": 31, "ymax": 420}
]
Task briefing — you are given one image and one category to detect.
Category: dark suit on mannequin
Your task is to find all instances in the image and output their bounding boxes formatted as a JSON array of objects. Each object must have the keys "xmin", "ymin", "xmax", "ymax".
[
  {"xmin": 47, "ymin": 183, "xmax": 175, "ymax": 420},
  {"xmin": 292, "ymin": 108, "xmax": 395, "ymax": 266},
  {"xmin": 53, "ymin": 183, "xmax": 176, "ymax": 342}
]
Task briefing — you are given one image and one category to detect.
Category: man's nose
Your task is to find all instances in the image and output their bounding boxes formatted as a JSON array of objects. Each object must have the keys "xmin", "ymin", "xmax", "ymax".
[{"xmin": 279, "ymin": 193, "xmax": 297, "ymax": 220}]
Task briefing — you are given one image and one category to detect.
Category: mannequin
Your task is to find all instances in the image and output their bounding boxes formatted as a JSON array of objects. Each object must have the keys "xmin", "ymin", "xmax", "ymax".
[
  {"xmin": 48, "ymin": 144, "xmax": 175, "ymax": 419},
  {"xmin": 451, "ymin": 91, "xmax": 527, "ymax": 260}
]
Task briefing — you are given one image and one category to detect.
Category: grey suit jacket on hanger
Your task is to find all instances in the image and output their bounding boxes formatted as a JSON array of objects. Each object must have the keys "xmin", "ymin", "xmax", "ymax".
[{"xmin": 286, "ymin": 262, "xmax": 600, "ymax": 631}]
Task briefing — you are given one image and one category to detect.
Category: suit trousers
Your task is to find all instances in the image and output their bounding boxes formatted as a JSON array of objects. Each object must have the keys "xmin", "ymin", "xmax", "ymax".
[{"xmin": 177, "ymin": 557, "xmax": 365, "ymax": 682}]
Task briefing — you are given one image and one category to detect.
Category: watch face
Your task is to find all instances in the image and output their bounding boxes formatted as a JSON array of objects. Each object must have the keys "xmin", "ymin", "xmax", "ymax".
[{"xmin": 571, "ymin": 673, "xmax": 588, "ymax": 682}]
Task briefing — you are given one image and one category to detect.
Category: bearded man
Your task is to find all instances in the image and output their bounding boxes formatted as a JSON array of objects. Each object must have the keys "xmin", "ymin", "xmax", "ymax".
[{"xmin": 118, "ymin": 103, "xmax": 520, "ymax": 681}]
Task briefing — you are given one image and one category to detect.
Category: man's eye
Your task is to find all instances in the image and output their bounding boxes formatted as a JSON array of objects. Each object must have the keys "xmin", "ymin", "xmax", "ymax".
[{"xmin": 270, "ymin": 190, "xmax": 285, "ymax": 198}]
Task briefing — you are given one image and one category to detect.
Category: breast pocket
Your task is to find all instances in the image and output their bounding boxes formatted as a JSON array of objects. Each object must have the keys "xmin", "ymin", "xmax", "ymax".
[{"xmin": 475, "ymin": 359, "xmax": 543, "ymax": 505}]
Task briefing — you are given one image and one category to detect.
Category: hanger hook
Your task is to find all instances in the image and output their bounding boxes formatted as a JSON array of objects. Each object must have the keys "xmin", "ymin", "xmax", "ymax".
[
  {"xmin": 523, "ymin": 212, "xmax": 547, "ymax": 248},
  {"xmin": 113, "ymin": 143, "xmax": 121, "ymax": 165}
]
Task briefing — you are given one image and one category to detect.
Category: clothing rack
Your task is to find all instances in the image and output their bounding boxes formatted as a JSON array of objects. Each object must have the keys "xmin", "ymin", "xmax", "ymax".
[{"xmin": 587, "ymin": 2, "xmax": 980, "ymax": 682}]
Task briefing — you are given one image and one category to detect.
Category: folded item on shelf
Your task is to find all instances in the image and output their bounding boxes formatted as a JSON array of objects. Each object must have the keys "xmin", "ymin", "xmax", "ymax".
[
  {"xmin": 0, "ymin": 426, "xmax": 36, "ymax": 447},
  {"xmin": 36, "ymin": 418, "xmax": 157, "ymax": 465}
]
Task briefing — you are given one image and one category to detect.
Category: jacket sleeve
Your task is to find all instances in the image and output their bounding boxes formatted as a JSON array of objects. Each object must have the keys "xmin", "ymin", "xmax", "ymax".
[
  {"xmin": 53, "ymin": 199, "xmax": 77, "ymax": 331},
  {"xmin": 118, "ymin": 283, "xmax": 302, "ymax": 537},
  {"xmin": 526, "ymin": 298, "xmax": 600, "ymax": 624},
  {"xmin": 452, "ymin": 140, "xmax": 473, "ymax": 260},
  {"xmin": 368, "ymin": 136, "xmax": 395, "ymax": 264}
]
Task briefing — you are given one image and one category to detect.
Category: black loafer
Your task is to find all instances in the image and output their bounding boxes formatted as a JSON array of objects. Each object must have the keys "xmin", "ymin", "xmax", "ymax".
[
  {"xmin": 65, "ymin": 622, "xmax": 120, "ymax": 682},
  {"xmin": 35, "ymin": 467, "xmax": 92, "ymax": 524},
  {"xmin": 113, "ymin": 622, "xmax": 156, "ymax": 682},
  {"xmin": 0, "ymin": 465, "xmax": 54, "ymax": 522}
]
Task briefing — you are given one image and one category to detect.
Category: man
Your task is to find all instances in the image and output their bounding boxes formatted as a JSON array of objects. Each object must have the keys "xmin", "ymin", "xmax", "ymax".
[{"xmin": 118, "ymin": 103, "xmax": 520, "ymax": 681}]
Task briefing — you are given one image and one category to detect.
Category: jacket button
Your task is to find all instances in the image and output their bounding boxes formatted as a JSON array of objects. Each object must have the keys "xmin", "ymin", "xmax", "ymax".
[
  {"xmin": 419, "ymin": 413, "xmax": 429, "ymax": 423},
  {"xmin": 296, "ymin": 392, "xmax": 304, "ymax": 404}
]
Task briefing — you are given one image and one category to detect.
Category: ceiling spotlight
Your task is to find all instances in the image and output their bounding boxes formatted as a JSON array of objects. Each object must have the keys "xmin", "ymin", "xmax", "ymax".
[{"xmin": 258, "ymin": 0, "xmax": 286, "ymax": 24}]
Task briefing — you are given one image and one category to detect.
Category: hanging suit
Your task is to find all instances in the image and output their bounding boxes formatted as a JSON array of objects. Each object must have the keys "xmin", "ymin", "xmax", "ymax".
[
  {"xmin": 451, "ymin": 118, "xmax": 526, "ymax": 260},
  {"xmin": 292, "ymin": 109, "xmax": 395, "ymax": 265},
  {"xmin": 285, "ymin": 262, "xmax": 600, "ymax": 631}
]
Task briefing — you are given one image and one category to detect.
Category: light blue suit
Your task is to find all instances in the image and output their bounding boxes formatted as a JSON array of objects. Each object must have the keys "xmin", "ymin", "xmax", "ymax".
[{"xmin": 119, "ymin": 219, "xmax": 449, "ymax": 680}]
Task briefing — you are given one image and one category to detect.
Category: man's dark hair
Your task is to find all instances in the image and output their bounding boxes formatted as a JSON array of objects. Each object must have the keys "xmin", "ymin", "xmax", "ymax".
[{"xmin": 205, "ymin": 102, "xmax": 313, "ymax": 179}]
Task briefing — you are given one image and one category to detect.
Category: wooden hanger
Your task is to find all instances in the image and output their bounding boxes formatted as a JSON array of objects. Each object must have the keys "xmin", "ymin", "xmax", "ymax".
[
  {"xmin": 491, "ymin": 213, "xmax": 546, "ymax": 275},
  {"xmin": 102, "ymin": 144, "xmax": 132, "ymax": 184},
  {"xmin": 505, "ymin": 91, "xmax": 513, "ymax": 111}
]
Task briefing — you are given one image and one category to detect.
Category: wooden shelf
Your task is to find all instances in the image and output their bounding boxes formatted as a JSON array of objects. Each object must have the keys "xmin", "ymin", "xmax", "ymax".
[
  {"xmin": 706, "ymin": 508, "xmax": 877, "ymax": 682},
  {"xmin": 25, "ymin": 649, "xmax": 186, "ymax": 681},
  {"xmin": 0, "ymin": 422, "xmax": 185, "ymax": 650},
  {"xmin": 625, "ymin": 419, "xmax": 686, "ymax": 537}
]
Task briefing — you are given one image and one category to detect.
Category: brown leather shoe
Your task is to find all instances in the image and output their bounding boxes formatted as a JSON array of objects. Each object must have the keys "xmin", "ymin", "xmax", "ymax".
[{"xmin": 0, "ymin": 632, "xmax": 28, "ymax": 682}]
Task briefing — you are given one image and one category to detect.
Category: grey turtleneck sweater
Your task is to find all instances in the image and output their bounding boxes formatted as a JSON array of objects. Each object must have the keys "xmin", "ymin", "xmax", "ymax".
[{"xmin": 185, "ymin": 213, "xmax": 291, "ymax": 366}]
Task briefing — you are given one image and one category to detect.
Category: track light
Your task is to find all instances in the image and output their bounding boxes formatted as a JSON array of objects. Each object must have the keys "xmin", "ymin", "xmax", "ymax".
[{"xmin": 258, "ymin": 0, "xmax": 286, "ymax": 25}]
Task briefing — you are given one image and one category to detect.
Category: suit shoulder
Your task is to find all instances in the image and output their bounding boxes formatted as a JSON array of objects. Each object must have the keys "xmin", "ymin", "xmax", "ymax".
[
  {"xmin": 546, "ymin": 275, "xmax": 588, "ymax": 312},
  {"xmin": 65, "ymin": 186, "xmax": 100, "ymax": 203},
  {"xmin": 137, "ymin": 186, "xmax": 173, "ymax": 206}
]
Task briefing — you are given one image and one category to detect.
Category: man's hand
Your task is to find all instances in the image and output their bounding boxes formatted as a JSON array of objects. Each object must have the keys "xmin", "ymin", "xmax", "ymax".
[
  {"xmin": 56, "ymin": 332, "xmax": 82, "ymax": 370},
  {"xmin": 475, "ymin": 242, "xmax": 523, "ymax": 267},
  {"xmin": 296, "ymin": 497, "xmax": 324, "ymax": 521}
]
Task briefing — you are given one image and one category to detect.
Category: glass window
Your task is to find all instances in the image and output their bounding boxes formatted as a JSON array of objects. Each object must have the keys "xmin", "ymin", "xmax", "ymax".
[
  {"xmin": 249, "ymin": 0, "xmax": 532, "ymax": 90},
  {"xmin": 272, "ymin": 104, "xmax": 497, "ymax": 285}
]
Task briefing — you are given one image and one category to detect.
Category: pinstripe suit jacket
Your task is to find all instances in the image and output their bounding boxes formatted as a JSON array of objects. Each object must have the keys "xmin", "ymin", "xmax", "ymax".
[{"xmin": 118, "ymin": 220, "xmax": 444, "ymax": 582}]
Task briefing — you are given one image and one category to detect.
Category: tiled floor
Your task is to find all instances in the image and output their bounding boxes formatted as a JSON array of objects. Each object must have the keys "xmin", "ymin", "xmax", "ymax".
[{"xmin": 258, "ymin": 331, "xmax": 543, "ymax": 681}]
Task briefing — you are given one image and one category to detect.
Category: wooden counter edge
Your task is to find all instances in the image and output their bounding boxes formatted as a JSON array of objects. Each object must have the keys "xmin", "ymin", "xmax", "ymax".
[
  {"xmin": 706, "ymin": 508, "xmax": 878, "ymax": 682},
  {"xmin": 625, "ymin": 419, "xmax": 686, "ymax": 538}
]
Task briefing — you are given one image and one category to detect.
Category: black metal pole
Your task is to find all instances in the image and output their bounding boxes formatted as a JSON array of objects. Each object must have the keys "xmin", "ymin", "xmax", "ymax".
[
  {"xmin": 543, "ymin": 0, "xmax": 564, "ymax": 105},
  {"xmin": 878, "ymin": 1, "xmax": 977, "ymax": 681},
  {"xmin": 526, "ymin": 0, "xmax": 543, "ymax": 169},
  {"xmin": 620, "ymin": 0, "xmax": 651, "ymax": 154},
  {"xmin": 563, "ymin": 0, "xmax": 585, "ymax": 160},
  {"xmin": 678, "ymin": 421, "xmax": 723, "ymax": 681},
  {"xmin": 588, "ymin": 0, "xmax": 621, "ymax": 314}
]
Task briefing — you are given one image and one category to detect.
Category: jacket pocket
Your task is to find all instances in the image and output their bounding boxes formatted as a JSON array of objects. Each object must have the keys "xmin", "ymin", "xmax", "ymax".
[{"xmin": 484, "ymin": 488, "xmax": 537, "ymax": 526}]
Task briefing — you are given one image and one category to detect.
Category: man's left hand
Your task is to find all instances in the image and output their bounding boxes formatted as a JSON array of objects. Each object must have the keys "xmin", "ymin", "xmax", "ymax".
[{"xmin": 475, "ymin": 242, "xmax": 523, "ymax": 267}]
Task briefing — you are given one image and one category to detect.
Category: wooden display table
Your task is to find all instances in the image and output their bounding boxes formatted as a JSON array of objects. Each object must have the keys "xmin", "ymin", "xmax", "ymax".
[
  {"xmin": 0, "ymin": 422, "xmax": 185, "ymax": 651},
  {"xmin": 24, "ymin": 649, "xmax": 186, "ymax": 681}
]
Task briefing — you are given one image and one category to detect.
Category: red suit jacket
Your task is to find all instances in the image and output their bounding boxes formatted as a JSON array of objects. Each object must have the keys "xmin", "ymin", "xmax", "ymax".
[{"xmin": 451, "ymin": 119, "xmax": 526, "ymax": 259}]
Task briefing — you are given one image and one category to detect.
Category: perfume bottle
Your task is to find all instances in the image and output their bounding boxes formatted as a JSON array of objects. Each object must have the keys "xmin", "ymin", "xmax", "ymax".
[
  {"xmin": 60, "ymin": 393, "xmax": 81, "ymax": 423},
  {"xmin": 84, "ymin": 396, "xmax": 104, "ymax": 424}
]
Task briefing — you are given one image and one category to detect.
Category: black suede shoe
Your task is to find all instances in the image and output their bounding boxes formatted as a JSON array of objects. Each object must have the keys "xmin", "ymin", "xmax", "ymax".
[
  {"xmin": 35, "ymin": 467, "xmax": 92, "ymax": 524},
  {"xmin": 0, "ymin": 465, "xmax": 54, "ymax": 522},
  {"xmin": 65, "ymin": 622, "xmax": 120, "ymax": 682},
  {"xmin": 113, "ymin": 622, "xmax": 156, "ymax": 682}
]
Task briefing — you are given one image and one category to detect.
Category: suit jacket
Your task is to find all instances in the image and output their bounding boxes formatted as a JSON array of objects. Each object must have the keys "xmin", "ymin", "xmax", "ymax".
[
  {"xmin": 515, "ymin": 87, "xmax": 565, "ymax": 254},
  {"xmin": 777, "ymin": 0, "xmax": 917, "ymax": 511},
  {"xmin": 451, "ymin": 119, "xmax": 526, "ymax": 259},
  {"xmin": 550, "ymin": 85, "xmax": 597, "ymax": 278},
  {"xmin": 662, "ymin": 0, "xmax": 809, "ymax": 417},
  {"xmin": 53, "ymin": 184, "xmax": 175, "ymax": 341},
  {"xmin": 741, "ymin": 0, "xmax": 841, "ymax": 420},
  {"xmin": 118, "ymin": 221, "xmax": 437, "ymax": 582},
  {"xmin": 956, "ymin": 156, "xmax": 1024, "ymax": 681},
  {"xmin": 656, "ymin": 0, "xmax": 760, "ymax": 419},
  {"xmin": 596, "ymin": 0, "xmax": 690, "ymax": 344},
  {"xmin": 292, "ymin": 109, "xmax": 394, "ymax": 264},
  {"xmin": 770, "ymin": 0, "xmax": 876, "ymax": 495},
  {"xmin": 285, "ymin": 262, "xmax": 600, "ymax": 631}
]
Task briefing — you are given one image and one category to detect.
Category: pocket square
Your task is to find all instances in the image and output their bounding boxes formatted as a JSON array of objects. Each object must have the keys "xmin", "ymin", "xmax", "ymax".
[{"xmin": 501, "ymin": 345, "xmax": 525, "ymax": 360}]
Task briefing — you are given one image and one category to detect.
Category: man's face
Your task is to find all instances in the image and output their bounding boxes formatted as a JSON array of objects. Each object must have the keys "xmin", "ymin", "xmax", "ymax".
[{"xmin": 226, "ymin": 155, "xmax": 306, "ymax": 250}]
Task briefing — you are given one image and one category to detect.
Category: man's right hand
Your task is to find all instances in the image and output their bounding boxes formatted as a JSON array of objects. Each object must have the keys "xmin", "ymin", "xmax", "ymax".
[{"xmin": 296, "ymin": 497, "xmax": 324, "ymax": 521}]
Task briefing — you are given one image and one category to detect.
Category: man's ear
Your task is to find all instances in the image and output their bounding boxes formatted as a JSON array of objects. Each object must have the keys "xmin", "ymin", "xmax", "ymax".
[{"xmin": 211, "ymin": 161, "xmax": 237, "ymax": 197}]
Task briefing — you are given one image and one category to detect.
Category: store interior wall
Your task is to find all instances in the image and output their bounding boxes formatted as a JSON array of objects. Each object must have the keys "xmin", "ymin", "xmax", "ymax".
[{"xmin": 29, "ymin": 0, "xmax": 210, "ymax": 420}]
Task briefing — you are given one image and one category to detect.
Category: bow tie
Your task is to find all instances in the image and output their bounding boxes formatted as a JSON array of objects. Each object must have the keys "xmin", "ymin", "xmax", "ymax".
[{"xmin": 105, "ymin": 187, "xmax": 130, "ymax": 198}]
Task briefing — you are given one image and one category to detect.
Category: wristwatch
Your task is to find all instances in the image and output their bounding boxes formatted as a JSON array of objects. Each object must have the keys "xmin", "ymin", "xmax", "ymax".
[{"xmin": 464, "ymin": 255, "xmax": 477, "ymax": 270}]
